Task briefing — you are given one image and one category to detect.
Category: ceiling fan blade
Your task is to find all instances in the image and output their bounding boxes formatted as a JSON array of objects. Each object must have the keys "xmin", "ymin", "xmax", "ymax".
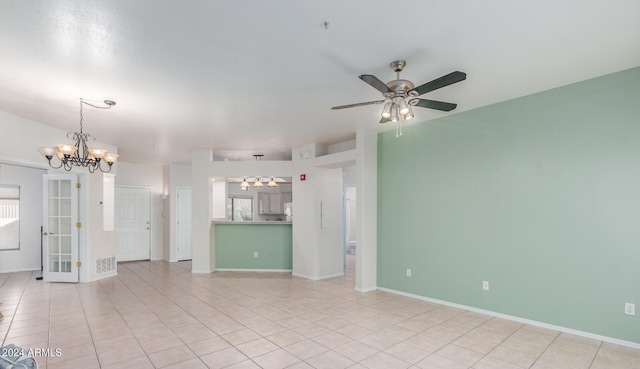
[
  {"xmin": 379, "ymin": 117, "xmax": 390, "ymax": 124},
  {"xmin": 409, "ymin": 71, "xmax": 466, "ymax": 96},
  {"xmin": 359, "ymin": 74, "xmax": 392, "ymax": 94},
  {"xmin": 331, "ymin": 100, "xmax": 386, "ymax": 110},
  {"xmin": 409, "ymin": 98, "xmax": 457, "ymax": 111}
]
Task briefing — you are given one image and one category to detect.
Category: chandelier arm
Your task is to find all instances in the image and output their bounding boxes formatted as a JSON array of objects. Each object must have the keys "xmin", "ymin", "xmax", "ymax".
[
  {"xmin": 45, "ymin": 156, "xmax": 64, "ymax": 169},
  {"xmin": 97, "ymin": 160, "xmax": 113, "ymax": 173}
]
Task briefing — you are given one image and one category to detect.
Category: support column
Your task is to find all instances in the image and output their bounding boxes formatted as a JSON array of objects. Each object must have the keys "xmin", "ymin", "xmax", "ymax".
[{"xmin": 355, "ymin": 129, "xmax": 377, "ymax": 292}]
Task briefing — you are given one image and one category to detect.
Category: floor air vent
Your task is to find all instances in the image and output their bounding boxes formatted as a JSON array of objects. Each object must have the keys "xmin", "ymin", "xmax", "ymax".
[{"xmin": 96, "ymin": 256, "xmax": 116, "ymax": 275}]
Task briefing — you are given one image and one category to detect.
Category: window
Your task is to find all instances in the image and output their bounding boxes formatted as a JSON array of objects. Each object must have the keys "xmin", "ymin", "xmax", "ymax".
[
  {"xmin": 0, "ymin": 185, "xmax": 20, "ymax": 250},
  {"xmin": 227, "ymin": 196, "xmax": 253, "ymax": 221}
]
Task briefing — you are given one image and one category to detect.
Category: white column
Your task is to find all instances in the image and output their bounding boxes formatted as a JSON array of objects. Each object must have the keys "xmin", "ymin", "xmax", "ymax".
[
  {"xmin": 355, "ymin": 129, "xmax": 377, "ymax": 292},
  {"xmin": 191, "ymin": 150, "xmax": 213, "ymax": 273}
]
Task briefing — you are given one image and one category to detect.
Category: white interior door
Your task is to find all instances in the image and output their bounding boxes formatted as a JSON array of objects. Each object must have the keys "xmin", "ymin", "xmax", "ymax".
[
  {"xmin": 43, "ymin": 174, "xmax": 79, "ymax": 282},
  {"xmin": 177, "ymin": 187, "xmax": 192, "ymax": 260},
  {"xmin": 115, "ymin": 186, "xmax": 151, "ymax": 261}
]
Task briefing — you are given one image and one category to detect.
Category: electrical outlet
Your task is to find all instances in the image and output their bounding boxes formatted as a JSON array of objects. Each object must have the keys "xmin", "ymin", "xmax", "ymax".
[
  {"xmin": 406, "ymin": 268, "xmax": 412, "ymax": 277},
  {"xmin": 625, "ymin": 303, "xmax": 635, "ymax": 316},
  {"xmin": 482, "ymin": 281, "xmax": 489, "ymax": 291},
  {"xmin": 254, "ymin": 251, "xmax": 258, "ymax": 258}
]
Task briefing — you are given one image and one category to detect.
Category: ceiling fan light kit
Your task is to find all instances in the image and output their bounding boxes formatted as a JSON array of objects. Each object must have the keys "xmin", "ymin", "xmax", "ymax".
[
  {"xmin": 38, "ymin": 98, "xmax": 119, "ymax": 173},
  {"xmin": 332, "ymin": 60, "xmax": 466, "ymax": 137}
]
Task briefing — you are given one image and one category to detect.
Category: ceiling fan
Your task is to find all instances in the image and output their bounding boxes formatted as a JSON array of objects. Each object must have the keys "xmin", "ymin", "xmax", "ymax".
[{"xmin": 332, "ymin": 60, "xmax": 466, "ymax": 125}]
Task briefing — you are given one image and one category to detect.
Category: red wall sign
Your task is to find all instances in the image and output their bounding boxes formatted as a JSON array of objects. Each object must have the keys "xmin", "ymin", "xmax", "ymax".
[{"xmin": 300, "ymin": 174, "xmax": 306, "ymax": 181}]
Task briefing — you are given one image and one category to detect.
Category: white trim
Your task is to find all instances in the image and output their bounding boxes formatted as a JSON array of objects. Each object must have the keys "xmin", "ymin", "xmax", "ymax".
[
  {"xmin": 0, "ymin": 156, "xmax": 50, "ymax": 170},
  {"xmin": 86, "ymin": 271, "xmax": 118, "ymax": 282},
  {"xmin": 378, "ymin": 287, "xmax": 640, "ymax": 350},
  {"xmin": 191, "ymin": 268, "xmax": 213, "ymax": 274},
  {"xmin": 0, "ymin": 267, "xmax": 40, "ymax": 273},
  {"xmin": 354, "ymin": 286, "xmax": 377, "ymax": 293},
  {"xmin": 292, "ymin": 272, "xmax": 344, "ymax": 280},
  {"xmin": 216, "ymin": 268, "xmax": 292, "ymax": 273}
]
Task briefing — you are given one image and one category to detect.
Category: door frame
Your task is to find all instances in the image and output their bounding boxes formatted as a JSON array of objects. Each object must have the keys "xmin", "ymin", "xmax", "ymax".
[
  {"xmin": 115, "ymin": 185, "xmax": 152, "ymax": 261},
  {"xmin": 43, "ymin": 173, "xmax": 80, "ymax": 282}
]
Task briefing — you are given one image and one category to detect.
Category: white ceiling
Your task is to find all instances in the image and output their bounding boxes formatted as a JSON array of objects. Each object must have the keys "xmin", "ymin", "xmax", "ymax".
[{"xmin": 1, "ymin": 1, "xmax": 639, "ymax": 165}]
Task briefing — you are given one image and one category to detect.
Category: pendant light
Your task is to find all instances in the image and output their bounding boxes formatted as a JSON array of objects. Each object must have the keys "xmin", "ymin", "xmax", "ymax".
[
  {"xmin": 267, "ymin": 178, "xmax": 278, "ymax": 187},
  {"xmin": 38, "ymin": 98, "xmax": 118, "ymax": 173}
]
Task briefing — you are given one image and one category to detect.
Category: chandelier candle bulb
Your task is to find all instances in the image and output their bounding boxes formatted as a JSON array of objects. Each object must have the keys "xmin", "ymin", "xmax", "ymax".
[
  {"xmin": 57, "ymin": 144, "xmax": 77, "ymax": 157},
  {"xmin": 88, "ymin": 149, "xmax": 107, "ymax": 159}
]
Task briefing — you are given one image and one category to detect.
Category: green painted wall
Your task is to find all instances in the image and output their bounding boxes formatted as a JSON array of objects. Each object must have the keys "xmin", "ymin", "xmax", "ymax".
[
  {"xmin": 378, "ymin": 67, "xmax": 640, "ymax": 343},
  {"xmin": 214, "ymin": 223, "xmax": 292, "ymax": 270}
]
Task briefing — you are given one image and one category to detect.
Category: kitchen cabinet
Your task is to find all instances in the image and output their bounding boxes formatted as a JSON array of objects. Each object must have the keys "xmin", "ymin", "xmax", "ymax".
[
  {"xmin": 258, "ymin": 192, "xmax": 281, "ymax": 215},
  {"xmin": 282, "ymin": 191, "xmax": 292, "ymax": 203},
  {"xmin": 258, "ymin": 192, "xmax": 292, "ymax": 215}
]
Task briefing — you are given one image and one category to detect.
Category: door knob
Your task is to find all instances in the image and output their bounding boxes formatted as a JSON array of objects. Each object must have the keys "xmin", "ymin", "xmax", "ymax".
[{"xmin": 146, "ymin": 227, "xmax": 150, "ymax": 230}]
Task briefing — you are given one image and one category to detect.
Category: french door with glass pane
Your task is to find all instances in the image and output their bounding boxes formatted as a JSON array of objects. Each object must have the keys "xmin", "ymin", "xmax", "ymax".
[{"xmin": 43, "ymin": 174, "xmax": 79, "ymax": 282}]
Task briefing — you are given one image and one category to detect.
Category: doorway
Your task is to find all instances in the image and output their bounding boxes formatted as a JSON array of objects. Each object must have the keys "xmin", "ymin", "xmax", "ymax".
[
  {"xmin": 176, "ymin": 186, "xmax": 192, "ymax": 261},
  {"xmin": 115, "ymin": 186, "xmax": 151, "ymax": 261},
  {"xmin": 344, "ymin": 185, "xmax": 356, "ymax": 267}
]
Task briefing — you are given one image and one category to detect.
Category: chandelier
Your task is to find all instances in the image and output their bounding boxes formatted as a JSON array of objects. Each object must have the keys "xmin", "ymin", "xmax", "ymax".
[
  {"xmin": 239, "ymin": 155, "xmax": 277, "ymax": 188},
  {"xmin": 38, "ymin": 98, "xmax": 118, "ymax": 173},
  {"xmin": 240, "ymin": 177, "xmax": 278, "ymax": 188}
]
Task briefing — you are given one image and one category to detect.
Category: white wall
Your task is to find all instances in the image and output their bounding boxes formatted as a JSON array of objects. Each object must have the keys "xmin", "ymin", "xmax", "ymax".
[
  {"xmin": 0, "ymin": 163, "xmax": 46, "ymax": 272},
  {"xmin": 81, "ymin": 172, "xmax": 117, "ymax": 281},
  {"xmin": 0, "ymin": 110, "xmax": 117, "ymax": 170},
  {"xmin": 115, "ymin": 162, "xmax": 164, "ymax": 260},
  {"xmin": 291, "ymin": 152, "xmax": 349, "ymax": 280}
]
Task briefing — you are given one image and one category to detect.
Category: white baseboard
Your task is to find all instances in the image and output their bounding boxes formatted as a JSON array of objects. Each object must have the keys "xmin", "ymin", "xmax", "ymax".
[
  {"xmin": 87, "ymin": 271, "xmax": 118, "ymax": 282},
  {"xmin": 292, "ymin": 272, "xmax": 344, "ymax": 280},
  {"xmin": 354, "ymin": 286, "xmax": 377, "ymax": 293},
  {"xmin": 378, "ymin": 287, "xmax": 640, "ymax": 350},
  {"xmin": 191, "ymin": 269, "xmax": 213, "ymax": 274},
  {"xmin": 216, "ymin": 268, "xmax": 292, "ymax": 273},
  {"xmin": 0, "ymin": 267, "xmax": 40, "ymax": 273}
]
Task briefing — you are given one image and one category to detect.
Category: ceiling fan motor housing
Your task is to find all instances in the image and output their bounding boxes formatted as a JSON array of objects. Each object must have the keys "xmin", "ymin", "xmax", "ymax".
[{"xmin": 385, "ymin": 79, "xmax": 415, "ymax": 98}]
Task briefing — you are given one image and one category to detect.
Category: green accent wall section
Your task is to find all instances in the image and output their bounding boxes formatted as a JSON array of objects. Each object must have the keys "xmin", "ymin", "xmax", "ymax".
[
  {"xmin": 378, "ymin": 67, "xmax": 640, "ymax": 343},
  {"xmin": 214, "ymin": 223, "xmax": 292, "ymax": 270}
]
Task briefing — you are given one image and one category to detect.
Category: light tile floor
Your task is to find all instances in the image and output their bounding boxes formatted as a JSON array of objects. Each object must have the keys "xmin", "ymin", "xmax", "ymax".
[{"xmin": 1, "ymin": 255, "xmax": 639, "ymax": 369}]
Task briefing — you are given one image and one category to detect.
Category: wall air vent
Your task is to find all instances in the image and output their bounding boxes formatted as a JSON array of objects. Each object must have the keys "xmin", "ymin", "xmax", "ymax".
[{"xmin": 96, "ymin": 256, "xmax": 116, "ymax": 275}]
